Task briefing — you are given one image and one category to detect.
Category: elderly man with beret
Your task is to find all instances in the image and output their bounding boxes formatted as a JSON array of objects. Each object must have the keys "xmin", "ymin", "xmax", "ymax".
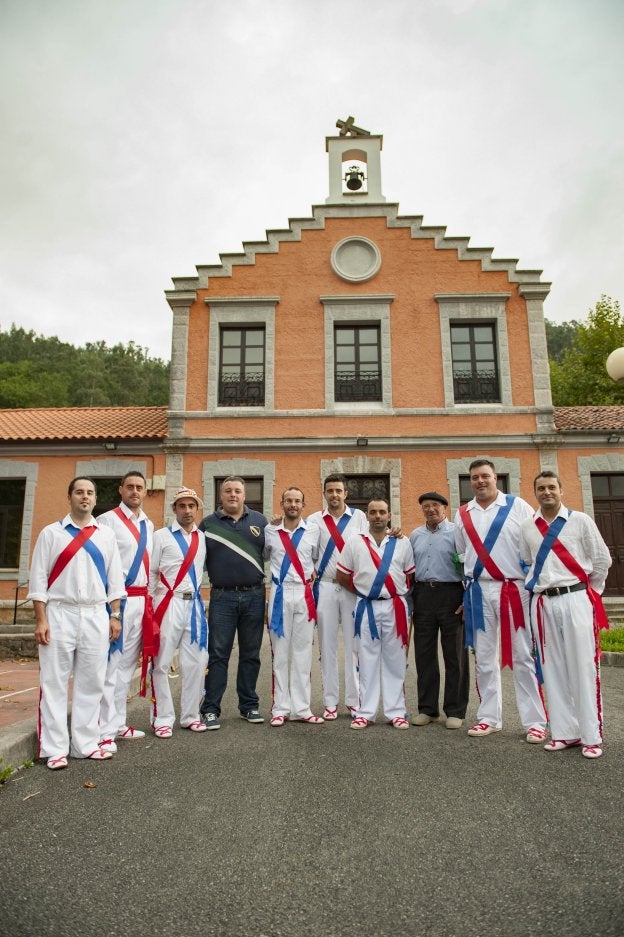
[{"xmin": 409, "ymin": 491, "xmax": 469, "ymax": 730}]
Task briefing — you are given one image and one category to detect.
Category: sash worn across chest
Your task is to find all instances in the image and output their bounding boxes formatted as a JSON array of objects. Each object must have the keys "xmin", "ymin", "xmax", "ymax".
[
  {"xmin": 153, "ymin": 529, "xmax": 207, "ymax": 650},
  {"xmin": 354, "ymin": 536, "xmax": 409, "ymax": 647},
  {"xmin": 460, "ymin": 496, "xmax": 525, "ymax": 669},
  {"xmin": 47, "ymin": 523, "xmax": 107, "ymax": 592},
  {"xmin": 312, "ymin": 513, "xmax": 351, "ymax": 604},
  {"xmin": 527, "ymin": 511, "xmax": 609, "ymax": 668},
  {"xmin": 270, "ymin": 527, "xmax": 317, "ymax": 637},
  {"xmin": 109, "ymin": 508, "xmax": 151, "ymax": 657}
]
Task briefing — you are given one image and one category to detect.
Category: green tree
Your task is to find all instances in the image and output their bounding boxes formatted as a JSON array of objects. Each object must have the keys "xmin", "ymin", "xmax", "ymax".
[
  {"xmin": 550, "ymin": 296, "xmax": 624, "ymax": 406},
  {"xmin": 544, "ymin": 318, "xmax": 581, "ymax": 363}
]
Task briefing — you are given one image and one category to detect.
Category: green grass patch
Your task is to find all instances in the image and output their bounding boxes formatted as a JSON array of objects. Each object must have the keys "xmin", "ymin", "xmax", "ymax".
[{"xmin": 601, "ymin": 627, "xmax": 624, "ymax": 653}]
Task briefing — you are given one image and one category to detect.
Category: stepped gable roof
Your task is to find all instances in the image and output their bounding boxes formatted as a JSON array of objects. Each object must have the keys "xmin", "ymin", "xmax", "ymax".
[
  {"xmin": 554, "ymin": 406, "xmax": 624, "ymax": 431},
  {"xmin": 0, "ymin": 406, "xmax": 168, "ymax": 441}
]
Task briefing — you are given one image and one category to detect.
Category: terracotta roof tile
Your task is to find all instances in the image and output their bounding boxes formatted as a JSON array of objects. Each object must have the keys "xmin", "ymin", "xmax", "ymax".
[
  {"xmin": 0, "ymin": 406, "xmax": 168, "ymax": 441},
  {"xmin": 554, "ymin": 406, "xmax": 624, "ymax": 432}
]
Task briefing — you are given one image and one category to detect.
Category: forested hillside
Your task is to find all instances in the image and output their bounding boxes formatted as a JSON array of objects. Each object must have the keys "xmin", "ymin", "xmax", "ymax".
[{"xmin": 0, "ymin": 325, "xmax": 169, "ymax": 407}]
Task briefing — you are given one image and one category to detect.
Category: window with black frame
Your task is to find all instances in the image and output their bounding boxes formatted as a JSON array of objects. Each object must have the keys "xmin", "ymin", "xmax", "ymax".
[
  {"xmin": 451, "ymin": 322, "xmax": 500, "ymax": 403},
  {"xmin": 218, "ymin": 327, "xmax": 265, "ymax": 407},
  {"xmin": 334, "ymin": 324, "xmax": 382, "ymax": 402}
]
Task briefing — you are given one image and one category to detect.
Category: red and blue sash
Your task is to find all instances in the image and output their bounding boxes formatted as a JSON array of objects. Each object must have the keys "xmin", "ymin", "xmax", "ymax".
[
  {"xmin": 312, "ymin": 513, "xmax": 351, "ymax": 604},
  {"xmin": 153, "ymin": 528, "xmax": 207, "ymax": 649},
  {"xmin": 270, "ymin": 527, "xmax": 317, "ymax": 637},
  {"xmin": 48, "ymin": 523, "xmax": 107, "ymax": 592},
  {"xmin": 354, "ymin": 536, "xmax": 409, "ymax": 646},
  {"xmin": 460, "ymin": 496, "xmax": 525, "ymax": 669},
  {"xmin": 110, "ymin": 508, "xmax": 150, "ymax": 655}
]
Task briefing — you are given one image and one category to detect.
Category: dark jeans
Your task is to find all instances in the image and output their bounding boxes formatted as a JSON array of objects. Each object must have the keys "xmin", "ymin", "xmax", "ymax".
[
  {"xmin": 413, "ymin": 581, "xmax": 469, "ymax": 719},
  {"xmin": 201, "ymin": 586, "xmax": 266, "ymax": 716}
]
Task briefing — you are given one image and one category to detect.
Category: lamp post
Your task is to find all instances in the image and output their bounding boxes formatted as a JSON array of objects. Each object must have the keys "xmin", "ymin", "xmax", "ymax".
[{"xmin": 606, "ymin": 348, "xmax": 624, "ymax": 383}]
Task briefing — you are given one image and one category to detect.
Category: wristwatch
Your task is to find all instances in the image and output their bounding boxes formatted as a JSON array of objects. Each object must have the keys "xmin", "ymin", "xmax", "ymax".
[{"xmin": 109, "ymin": 611, "xmax": 121, "ymax": 621}]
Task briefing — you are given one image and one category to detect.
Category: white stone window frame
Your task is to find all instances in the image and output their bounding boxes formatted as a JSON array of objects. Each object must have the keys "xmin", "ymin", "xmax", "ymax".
[
  {"xmin": 201, "ymin": 458, "xmax": 276, "ymax": 519},
  {"xmin": 319, "ymin": 456, "xmax": 402, "ymax": 525},
  {"xmin": 578, "ymin": 453, "xmax": 624, "ymax": 520},
  {"xmin": 0, "ymin": 461, "xmax": 38, "ymax": 581},
  {"xmin": 446, "ymin": 455, "xmax": 521, "ymax": 517},
  {"xmin": 321, "ymin": 296, "xmax": 394, "ymax": 412},
  {"xmin": 206, "ymin": 299, "xmax": 276, "ymax": 414},
  {"xmin": 437, "ymin": 294, "xmax": 512, "ymax": 409}
]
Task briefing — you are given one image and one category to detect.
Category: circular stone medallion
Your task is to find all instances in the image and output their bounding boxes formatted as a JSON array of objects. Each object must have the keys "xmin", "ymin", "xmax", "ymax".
[{"xmin": 330, "ymin": 237, "xmax": 381, "ymax": 283}]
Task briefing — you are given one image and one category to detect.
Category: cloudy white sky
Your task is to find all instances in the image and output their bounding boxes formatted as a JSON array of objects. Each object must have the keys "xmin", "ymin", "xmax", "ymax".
[{"xmin": 1, "ymin": 0, "xmax": 623, "ymax": 361}]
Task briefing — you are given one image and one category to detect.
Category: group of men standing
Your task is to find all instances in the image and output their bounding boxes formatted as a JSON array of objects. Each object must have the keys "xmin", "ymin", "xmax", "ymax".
[{"xmin": 29, "ymin": 460, "xmax": 612, "ymax": 769}]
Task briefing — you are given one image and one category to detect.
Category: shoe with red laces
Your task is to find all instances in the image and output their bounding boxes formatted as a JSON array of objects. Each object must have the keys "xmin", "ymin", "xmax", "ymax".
[
  {"xmin": 582, "ymin": 744, "xmax": 603, "ymax": 759},
  {"xmin": 543, "ymin": 738, "xmax": 581, "ymax": 752},
  {"xmin": 323, "ymin": 707, "xmax": 338, "ymax": 721},
  {"xmin": 350, "ymin": 717, "xmax": 370, "ymax": 730},
  {"xmin": 117, "ymin": 726, "xmax": 145, "ymax": 740},
  {"xmin": 526, "ymin": 727, "xmax": 547, "ymax": 744},
  {"xmin": 467, "ymin": 722, "xmax": 501, "ymax": 737},
  {"xmin": 270, "ymin": 715, "xmax": 286, "ymax": 727},
  {"xmin": 98, "ymin": 738, "xmax": 118, "ymax": 754},
  {"xmin": 391, "ymin": 717, "xmax": 409, "ymax": 730},
  {"xmin": 47, "ymin": 755, "xmax": 68, "ymax": 770}
]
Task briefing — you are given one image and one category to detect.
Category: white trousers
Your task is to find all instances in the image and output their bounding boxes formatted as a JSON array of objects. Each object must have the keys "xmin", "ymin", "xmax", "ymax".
[
  {"xmin": 151, "ymin": 596, "xmax": 208, "ymax": 729},
  {"xmin": 536, "ymin": 590, "xmax": 602, "ymax": 746},
  {"xmin": 269, "ymin": 582, "xmax": 315, "ymax": 719},
  {"xmin": 473, "ymin": 580, "xmax": 547, "ymax": 730},
  {"xmin": 38, "ymin": 601, "xmax": 109, "ymax": 759},
  {"xmin": 316, "ymin": 580, "xmax": 359, "ymax": 709},
  {"xmin": 99, "ymin": 595, "xmax": 144, "ymax": 740},
  {"xmin": 354, "ymin": 598, "xmax": 408, "ymax": 723}
]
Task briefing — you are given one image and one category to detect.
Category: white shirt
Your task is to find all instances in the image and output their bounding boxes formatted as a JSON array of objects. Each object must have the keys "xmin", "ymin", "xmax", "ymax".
[
  {"xmin": 454, "ymin": 492, "xmax": 533, "ymax": 580},
  {"xmin": 306, "ymin": 506, "xmax": 369, "ymax": 580},
  {"xmin": 98, "ymin": 503, "xmax": 154, "ymax": 586},
  {"xmin": 264, "ymin": 519, "xmax": 319, "ymax": 584},
  {"xmin": 519, "ymin": 504, "xmax": 612, "ymax": 594},
  {"xmin": 27, "ymin": 514, "xmax": 126, "ymax": 605},
  {"xmin": 149, "ymin": 522, "xmax": 206, "ymax": 599},
  {"xmin": 337, "ymin": 533, "xmax": 415, "ymax": 597}
]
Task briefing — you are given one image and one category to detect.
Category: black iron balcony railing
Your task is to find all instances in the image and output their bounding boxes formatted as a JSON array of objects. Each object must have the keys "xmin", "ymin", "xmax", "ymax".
[
  {"xmin": 335, "ymin": 370, "xmax": 382, "ymax": 402},
  {"xmin": 218, "ymin": 372, "xmax": 265, "ymax": 407},
  {"xmin": 453, "ymin": 370, "xmax": 500, "ymax": 403}
]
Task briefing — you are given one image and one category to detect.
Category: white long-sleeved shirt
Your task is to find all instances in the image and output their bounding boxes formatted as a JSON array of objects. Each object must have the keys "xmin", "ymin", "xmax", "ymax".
[
  {"xmin": 263, "ymin": 519, "xmax": 319, "ymax": 584},
  {"xmin": 519, "ymin": 504, "xmax": 612, "ymax": 594},
  {"xmin": 306, "ymin": 506, "xmax": 369, "ymax": 581},
  {"xmin": 98, "ymin": 502, "xmax": 154, "ymax": 586},
  {"xmin": 149, "ymin": 522, "xmax": 206, "ymax": 600},
  {"xmin": 27, "ymin": 514, "xmax": 126, "ymax": 605},
  {"xmin": 453, "ymin": 492, "xmax": 533, "ymax": 580}
]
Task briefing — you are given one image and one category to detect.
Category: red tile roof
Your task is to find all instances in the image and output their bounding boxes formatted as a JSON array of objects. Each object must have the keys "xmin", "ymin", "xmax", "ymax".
[
  {"xmin": 0, "ymin": 407, "xmax": 168, "ymax": 441},
  {"xmin": 554, "ymin": 406, "xmax": 624, "ymax": 431}
]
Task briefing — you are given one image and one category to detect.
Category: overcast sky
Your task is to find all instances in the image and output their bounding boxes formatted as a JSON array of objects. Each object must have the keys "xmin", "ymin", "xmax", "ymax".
[{"xmin": 2, "ymin": 0, "xmax": 623, "ymax": 361}]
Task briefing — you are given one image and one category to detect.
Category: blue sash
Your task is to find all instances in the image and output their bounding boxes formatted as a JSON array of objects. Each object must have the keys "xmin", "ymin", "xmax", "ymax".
[
  {"xmin": 112, "ymin": 519, "xmax": 148, "ymax": 656},
  {"xmin": 525, "ymin": 512, "xmax": 570, "ymax": 592},
  {"xmin": 312, "ymin": 513, "xmax": 352, "ymax": 604},
  {"xmin": 463, "ymin": 495, "xmax": 515, "ymax": 648},
  {"xmin": 354, "ymin": 537, "xmax": 396, "ymax": 642},
  {"xmin": 270, "ymin": 527, "xmax": 305, "ymax": 638},
  {"xmin": 171, "ymin": 527, "xmax": 208, "ymax": 650}
]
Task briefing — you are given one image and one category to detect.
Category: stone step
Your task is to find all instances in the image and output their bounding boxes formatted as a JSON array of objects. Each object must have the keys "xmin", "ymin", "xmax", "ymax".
[
  {"xmin": 0, "ymin": 623, "xmax": 36, "ymax": 636},
  {"xmin": 0, "ymin": 633, "xmax": 37, "ymax": 659}
]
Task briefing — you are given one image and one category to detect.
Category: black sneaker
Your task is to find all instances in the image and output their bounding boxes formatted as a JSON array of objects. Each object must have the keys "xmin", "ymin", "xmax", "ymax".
[
  {"xmin": 240, "ymin": 709, "xmax": 264, "ymax": 724},
  {"xmin": 201, "ymin": 713, "xmax": 221, "ymax": 730}
]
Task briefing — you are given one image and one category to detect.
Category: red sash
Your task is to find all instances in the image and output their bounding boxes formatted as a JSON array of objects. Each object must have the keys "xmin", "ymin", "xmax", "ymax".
[
  {"xmin": 460, "ymin": 505, "xmax": 525, "ymax": 669},
  {"xmin": 361, "ymin": 537, "xmax": 409, "ymax": 647},
  {"xmin": 152, "ymin": 530, "xmax": 199, "ymax": 629},
  {"xmin": 323, "ymin": 514, "xmax": 346, "ymax": 552},
  {"xmin": 47, "ymin": 525, "xmax": 96, "ymax": 589},
  {"xmin": 277, "ymin": 529, "xmax": 317, "ymax": 622},
  {"xmin": 114, "ymin": 507, "xmax": 150, "ymax": 580},
  {"xmin": 534, "ymin": 517, "xmax": 609, "ymax": 633}
]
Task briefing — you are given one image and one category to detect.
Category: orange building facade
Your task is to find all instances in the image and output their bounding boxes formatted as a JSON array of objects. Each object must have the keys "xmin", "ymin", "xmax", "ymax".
[{"xmin": 2, "ymin": 123, "xmax": 624, "ymax": 616}]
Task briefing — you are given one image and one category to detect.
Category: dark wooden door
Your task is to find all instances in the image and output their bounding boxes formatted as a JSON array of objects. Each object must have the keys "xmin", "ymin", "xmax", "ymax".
[{"xmin": 591, "ymin": 474, "xmax": 624, "ymax": 595}]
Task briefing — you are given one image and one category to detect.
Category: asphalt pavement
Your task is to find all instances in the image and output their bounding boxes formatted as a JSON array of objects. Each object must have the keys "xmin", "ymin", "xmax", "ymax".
[{"xmin": 1, "ymin": 639, "xmax": 623, "ymax": 937}]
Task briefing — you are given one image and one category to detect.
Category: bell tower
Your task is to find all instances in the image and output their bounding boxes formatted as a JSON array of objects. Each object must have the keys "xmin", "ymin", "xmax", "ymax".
[{"xmin": 326, "ymin": 116, "xmax": 385, "ymax": 205}]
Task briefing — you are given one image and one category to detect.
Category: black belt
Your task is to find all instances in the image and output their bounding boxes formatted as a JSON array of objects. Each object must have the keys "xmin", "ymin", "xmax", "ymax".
[
  {"xmin": 542, "ymin": 582, "xmax": 587, "ymax": 598},
  {"xmin": 415, "ymin": 581, "xmax": 462, "ymax": 588},
  {"xmin": 210, "ymin": 583, "xmax": 265, "ymax": 592}
]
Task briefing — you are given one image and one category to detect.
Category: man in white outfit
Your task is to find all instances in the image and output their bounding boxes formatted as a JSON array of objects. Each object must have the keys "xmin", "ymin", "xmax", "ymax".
[
  {"xmin": 336, "ymin": 499, "xmax": 414, "ymax": 730},
  {"xmin": 519, "ymin": 471, "xmax": 611, "ymax": 759},
  {"xmin": 29, "ymin": 477, "xmax": 125, "ymax": 769},
  {"xmin": 454, "ymin": 458, "xmax": 548, "ymax": 742},
  {"xmin": 264, "ymin": 487, "xmax": 322, "ymax": 727},
  {"xmin": 307, "ymin": 474, "xmax": 368, "ymax": 720},
  {"xmin": 98, "ymin": 471, "xmax": 154, "ymax": 753},
  {"xmin": 150, "ymin": 487, "xmax": 208, "ymax": 738}
]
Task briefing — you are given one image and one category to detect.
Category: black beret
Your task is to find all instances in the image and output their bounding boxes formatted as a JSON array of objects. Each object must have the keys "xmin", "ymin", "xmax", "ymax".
[{"xmin": 418, "ymin": 491, "xmax": 448, "ymax": 506}]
